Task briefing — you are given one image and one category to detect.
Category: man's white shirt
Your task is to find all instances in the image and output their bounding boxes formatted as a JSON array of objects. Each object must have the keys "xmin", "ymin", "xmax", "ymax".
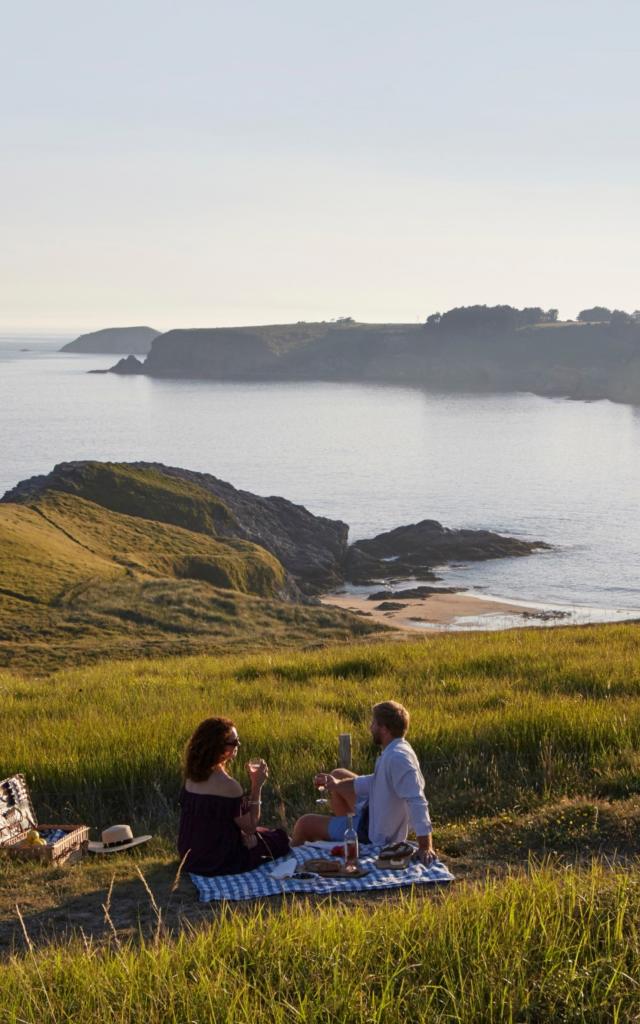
[{"xmin": 353, "ymin": 737, "xmax": 432, "ymax": 846}]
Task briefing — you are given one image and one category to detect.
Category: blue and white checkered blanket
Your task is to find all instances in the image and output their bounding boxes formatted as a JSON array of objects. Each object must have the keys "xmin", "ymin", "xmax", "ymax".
[{"xmin": 189, "ymin": 844, "xmax": 454, "ymax": 902}]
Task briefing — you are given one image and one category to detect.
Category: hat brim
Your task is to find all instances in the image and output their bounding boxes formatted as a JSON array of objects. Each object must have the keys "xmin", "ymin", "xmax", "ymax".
[{"xmin": 87, "ymin": 835, "xmax": 152, "ymax": 853}]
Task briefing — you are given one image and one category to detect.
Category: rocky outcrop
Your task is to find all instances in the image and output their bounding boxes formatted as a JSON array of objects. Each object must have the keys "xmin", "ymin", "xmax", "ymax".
[
  {"xmin": 2, "ymin": 461, "xmax": 349, "ymax": 596},
  {"xmin": 2, "ymin": 463, "xmax": 549, "ymax": 596},
  {"xmin": 368, "ymin": 586, "xmax": 460, "ymax": 600},
  {"xmin": 91, "ymin": 355, "xmax": 145, "ymax": 375},
  {"xmin": 61, "ymin": 326, "xmax": 160, "ymax": 354},
  {"xmin": 150, "ymin": 465, "xmax": 349, "ymax": 592},
  {"xmin": 346, "ymin": 520, "xmax": 549, "ymax": 585}
]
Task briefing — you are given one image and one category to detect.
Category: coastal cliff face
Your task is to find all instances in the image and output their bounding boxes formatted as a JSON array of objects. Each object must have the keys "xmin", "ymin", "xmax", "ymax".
[
  {"xmin": 61, "ymin": 326, "xmax": 160, "ymax": 354},
  {"xmin": 133, "ymin": 463, "xmax": 351, "ymax": 593},
  {"xmin": 105, "ymin": 320, "xmax": 640, "ymax": 405}
]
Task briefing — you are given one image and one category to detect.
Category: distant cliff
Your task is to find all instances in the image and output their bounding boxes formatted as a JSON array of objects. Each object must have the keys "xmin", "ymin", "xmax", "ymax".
[
  {"xmin": 61, "ymin": 326, "xmax": 160, "ymax": 354},
  {"xmin": 103, "ymin": 317, "xmax": 640, "ymax": 406}
]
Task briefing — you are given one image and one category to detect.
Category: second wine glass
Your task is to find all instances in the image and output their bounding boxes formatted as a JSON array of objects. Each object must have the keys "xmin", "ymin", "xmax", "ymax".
[{"xmin": 315, "ymin": 770, "xmax": 329, "ymax": 806}]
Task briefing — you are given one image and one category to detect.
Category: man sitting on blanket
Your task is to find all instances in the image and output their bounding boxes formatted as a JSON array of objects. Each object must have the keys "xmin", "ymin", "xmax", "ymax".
[{"xmin": 292, "ymin": 700, "xmax": 436, "ymax": 865}]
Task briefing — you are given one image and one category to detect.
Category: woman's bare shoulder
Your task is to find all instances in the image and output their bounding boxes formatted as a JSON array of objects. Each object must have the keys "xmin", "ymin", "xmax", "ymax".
[
  {"xmin": 185, "ymin": 773, "xmax": 243, "ymax": 798},
  {"xmin": 218, "ymin": 774, "xmax": 243, "ymax": 797}
]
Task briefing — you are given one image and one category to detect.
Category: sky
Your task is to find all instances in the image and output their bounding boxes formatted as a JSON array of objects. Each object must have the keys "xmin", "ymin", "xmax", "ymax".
[{"xmin": 1, "ymin": 0, "xmax": 639, "ymax": 333}]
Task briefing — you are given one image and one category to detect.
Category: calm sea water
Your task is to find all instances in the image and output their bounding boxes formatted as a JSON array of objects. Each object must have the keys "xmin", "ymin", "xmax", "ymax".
[{"xmin": 2, "ymin": 335, "xmax": 639, "ymax": 622}]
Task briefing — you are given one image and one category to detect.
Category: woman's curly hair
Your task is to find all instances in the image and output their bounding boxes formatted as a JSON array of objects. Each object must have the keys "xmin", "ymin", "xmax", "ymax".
[{"xmin": 183, "ymin": 717, "xmax": 236, "ymax": 782}]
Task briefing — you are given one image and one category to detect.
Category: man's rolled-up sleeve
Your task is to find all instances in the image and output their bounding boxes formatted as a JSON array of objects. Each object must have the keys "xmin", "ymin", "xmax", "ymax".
[
  {"xmin": 389, "ymin": 758, "xmax": 432, "ymax": 835},
  {"xmin": 353, "ymin": 774, "xmax": 373, "ymax": 800}
]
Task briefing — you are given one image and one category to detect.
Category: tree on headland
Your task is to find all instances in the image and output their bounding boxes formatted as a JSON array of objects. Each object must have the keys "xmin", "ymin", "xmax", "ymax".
[
  {"xmin": 609, "ymin": 310, "xmax": 634, "ymax": 327},
  {"xmin": 424, "ymin": 305, "xmax": 558, "ymax": 332},
  {"xmin": 577, "ymin": 307, "xmax": 612, "ymax": 323}
]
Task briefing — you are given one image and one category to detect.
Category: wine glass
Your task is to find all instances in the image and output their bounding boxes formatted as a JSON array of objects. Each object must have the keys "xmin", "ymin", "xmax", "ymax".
[
  {"xmin": 315, "ymin": 770, "xmax": 329, "ymax": 806},
  {"xmin": 248, "ymin": 757, "xmax": 264, "ymax": 780}
]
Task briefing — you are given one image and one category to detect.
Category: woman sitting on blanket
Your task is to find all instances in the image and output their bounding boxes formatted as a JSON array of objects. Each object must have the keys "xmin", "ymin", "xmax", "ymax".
[{"xmin": 178, "ymin": 717, "xmax": 290, "ymax": 876}]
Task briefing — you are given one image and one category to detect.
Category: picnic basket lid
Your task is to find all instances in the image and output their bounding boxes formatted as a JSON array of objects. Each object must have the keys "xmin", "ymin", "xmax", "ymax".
[{"xmin": 0, "ymin": 773, "xmax": 37, "ymax": 847}]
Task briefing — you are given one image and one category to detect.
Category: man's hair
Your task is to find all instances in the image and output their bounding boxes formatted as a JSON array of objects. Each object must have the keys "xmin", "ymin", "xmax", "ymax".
[{"xmin": 372, "ymin": 701, "xmax": 410, "ymax": 737}]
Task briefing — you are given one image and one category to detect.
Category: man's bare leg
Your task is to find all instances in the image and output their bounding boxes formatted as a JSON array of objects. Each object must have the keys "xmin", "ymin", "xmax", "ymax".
[
  {"xmin": 291, "ymin": 770, "xmax": 359, "ymax": 846},
  {"xmin": 291, "ymin": 813, "xmax": 331, "ymax": 846},
  {"xmin": 327, "ymin": 769, "xmax": 357, "ymax": 816}
]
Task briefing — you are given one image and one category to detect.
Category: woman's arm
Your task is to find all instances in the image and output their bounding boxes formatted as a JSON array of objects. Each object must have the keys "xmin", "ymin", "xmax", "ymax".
[
  {"xmin": 234, "ymin": 758, "xmax": 269, "ymax": 836},
  {"xmin": 234, "ymin": 798, "xmax": 262, "ymax": 833}
]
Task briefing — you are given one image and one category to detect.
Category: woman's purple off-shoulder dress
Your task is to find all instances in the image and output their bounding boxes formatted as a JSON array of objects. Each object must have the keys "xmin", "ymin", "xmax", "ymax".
[{"xmin": 178, "ymin": 787, "xmax": 290, "ymax": 876}]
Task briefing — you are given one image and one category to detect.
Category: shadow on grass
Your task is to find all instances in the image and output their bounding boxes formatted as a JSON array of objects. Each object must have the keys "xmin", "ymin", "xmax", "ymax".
[
  {"xmin": 6, "ymin": 795, "xmax": 640, "ymax": 954},
  {"xmin": 1, "ymin": 849, "xmax": 454, "ymax": 955},
  {"xmin": 2, "ymin": 856, "xmax": 218, "ymax": 953}
]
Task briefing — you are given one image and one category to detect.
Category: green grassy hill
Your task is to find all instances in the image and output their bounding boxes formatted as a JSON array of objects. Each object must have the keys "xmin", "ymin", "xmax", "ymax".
[
  {"xmin": 0, "ymin": 467, "xmax": 377, "ymax": 671},
  {"xmin": 4, "ymin": 461, "xmax": 239, "ymax": 535},
  {"xmin": 2, "ymin": 623, "xmax": 640, "ymax": 1020}
]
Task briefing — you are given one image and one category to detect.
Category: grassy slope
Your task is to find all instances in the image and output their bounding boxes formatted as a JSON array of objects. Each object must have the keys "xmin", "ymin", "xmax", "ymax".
[
  {"xmin": 4, "ymin": 866, "xmax": 640, "ymax": 1023},
  {"xmin": 2, "ymin": 623, "xmax": 640, "ymax": 1019},
  {"xmin": 3, "ymin": 623, "xmax": 640, "ymax": 829},
  {"xmin": 0, "ymin": 480, "xmax": 377, "ymax": 672},
  {"xmin": 28, "ymin": 461, "xmax": 239, "ymax": 536},
  {"xmin": 0, "ymin": 502, "xmax": 121, "ymax": 602},
  {"xmin": 32, "ymin": 489, "xmax": 285, "ymax": 594}
]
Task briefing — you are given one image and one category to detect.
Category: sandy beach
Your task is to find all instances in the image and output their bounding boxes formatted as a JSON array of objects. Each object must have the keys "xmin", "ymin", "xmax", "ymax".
[{"xmin": 321, "ymin": 590, "xmax": 541, "ymax": 632}]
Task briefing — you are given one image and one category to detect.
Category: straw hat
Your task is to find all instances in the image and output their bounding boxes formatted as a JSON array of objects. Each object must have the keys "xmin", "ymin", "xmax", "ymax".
[{"xmin": 87, "ymin": 824, "xmax": 152, "ymax": 854}]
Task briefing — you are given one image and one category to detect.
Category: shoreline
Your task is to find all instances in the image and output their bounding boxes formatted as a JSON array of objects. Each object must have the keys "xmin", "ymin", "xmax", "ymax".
[
  {"xmin": 320, "ymin": 590, "xmax": 543, "ymax": 632},
  {"xmin": 322, "ymin": 588, "xmax": 640, "ymax": 633}
]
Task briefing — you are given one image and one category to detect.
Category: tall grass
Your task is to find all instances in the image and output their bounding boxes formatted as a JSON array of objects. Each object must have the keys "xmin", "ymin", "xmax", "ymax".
[
  {"xmin": 3, "ymin": 864, "xmax": 640, "ymax": 1023},
  {"xmin": 1, "ymin": 623, "xmax": 639, "ymax": 831},
  {"xmin": 3, "ymin": 624, "xmax": 640, "ymax": 1021}
]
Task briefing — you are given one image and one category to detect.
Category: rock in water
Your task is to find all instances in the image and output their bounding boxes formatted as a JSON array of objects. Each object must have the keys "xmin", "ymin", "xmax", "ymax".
[
  {"xmin": 345, "ymin": 520, "xmax": 549, "ymax": 584},
  {"xmin": 106, "ymin": 354, "xmax": 145, "ymax": 374}
]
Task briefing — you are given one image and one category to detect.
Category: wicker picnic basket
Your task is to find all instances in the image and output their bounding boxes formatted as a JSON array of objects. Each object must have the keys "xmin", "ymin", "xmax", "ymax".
[{"xmin": 0, "ymin": 773, "xmax": 89, "ymax": 864}]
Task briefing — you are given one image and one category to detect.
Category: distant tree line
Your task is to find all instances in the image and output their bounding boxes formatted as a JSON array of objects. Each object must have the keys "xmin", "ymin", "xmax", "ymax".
[
  {"xmin": 576, "ymin": 307, "xmax": 637, "ymax": 326},
  {"xmin": 424, "ymin": 305, "xmax": 639, "ymax": 331},
  {"xmin": 424, "ymin": 305, "xmax": 559, "ymax": 332}
]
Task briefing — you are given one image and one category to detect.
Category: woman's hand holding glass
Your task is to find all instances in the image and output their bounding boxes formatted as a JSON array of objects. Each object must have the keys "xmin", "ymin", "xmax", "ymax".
[{"xmin": 247, "ymin": 758, "xmax": 269, "ymax": 788}]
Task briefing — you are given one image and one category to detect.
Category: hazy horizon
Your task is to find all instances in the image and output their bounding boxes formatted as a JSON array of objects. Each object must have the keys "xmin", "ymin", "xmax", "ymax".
[
  {"xmin": 1, "ymin": 305, "xmax": 634, "ymax": 342},
  {"xmin": 2, "ymin": 0, "xmax": 639, "ymax": 331},
  {"xmin": 0, "ymin": 305, "xmax": 631, "ymax": 339}
]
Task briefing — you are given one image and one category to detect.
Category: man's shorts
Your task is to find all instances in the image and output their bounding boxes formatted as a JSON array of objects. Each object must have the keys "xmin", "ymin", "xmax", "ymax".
[{"xmin": 326, "ymin": 807, "xmax": 369, "ymax": 844}]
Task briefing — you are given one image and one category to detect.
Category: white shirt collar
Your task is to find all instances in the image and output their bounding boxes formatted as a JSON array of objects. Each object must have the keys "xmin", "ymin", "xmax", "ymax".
[{"xmin": 379, "ymin": 737, "xmax": 404, "ymax": 758}]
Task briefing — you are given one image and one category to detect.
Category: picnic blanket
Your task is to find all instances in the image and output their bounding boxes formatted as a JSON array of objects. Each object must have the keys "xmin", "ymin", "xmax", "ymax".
[{"xmin": 189, "ymin": 843, "xmax": 454, "ymax": 902}]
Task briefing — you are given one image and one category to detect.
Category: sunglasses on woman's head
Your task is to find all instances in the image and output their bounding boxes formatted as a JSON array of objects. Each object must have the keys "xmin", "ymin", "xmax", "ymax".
[{"xmin": 225, "ymin": 737, "xmax": 241, "ymax": 748}]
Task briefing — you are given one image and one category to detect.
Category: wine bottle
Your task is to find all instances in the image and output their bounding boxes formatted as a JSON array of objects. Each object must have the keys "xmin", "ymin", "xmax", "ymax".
[{"xmin": 343, "ymin": 815, "xmax": 359, "ymax": 872}]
